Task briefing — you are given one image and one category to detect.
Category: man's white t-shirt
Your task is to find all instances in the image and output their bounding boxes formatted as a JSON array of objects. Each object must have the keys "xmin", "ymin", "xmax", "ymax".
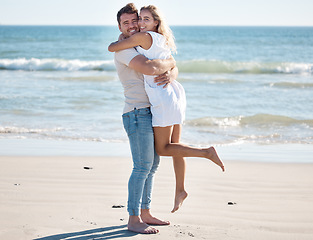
[{"xmin": 114, "ymin": 48, "xmax": 151, "ymax": 113}]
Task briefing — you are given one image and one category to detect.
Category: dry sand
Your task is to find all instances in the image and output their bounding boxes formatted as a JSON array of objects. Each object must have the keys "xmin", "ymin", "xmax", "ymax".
[{"xmin": 0, "ymin": 155, "xmax": 313, "ymax": 240}]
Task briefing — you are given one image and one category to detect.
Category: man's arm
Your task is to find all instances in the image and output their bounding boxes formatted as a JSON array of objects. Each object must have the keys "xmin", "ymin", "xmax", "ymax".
[{"xmin": 128, "ymin": 55, "xmax": 176, "ymax": 76}]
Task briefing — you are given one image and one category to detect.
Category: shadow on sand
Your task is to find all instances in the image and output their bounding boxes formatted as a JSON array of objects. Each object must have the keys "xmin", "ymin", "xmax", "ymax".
[{"xmin": 34, "ymin": 224, "xmax": 138, "ymax": 240}]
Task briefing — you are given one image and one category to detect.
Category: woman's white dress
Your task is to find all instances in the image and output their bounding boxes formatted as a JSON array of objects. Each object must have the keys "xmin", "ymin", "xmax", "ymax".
[{"xmin": 136, "ymin": 31, "xmax": 186, "ymax": 127}]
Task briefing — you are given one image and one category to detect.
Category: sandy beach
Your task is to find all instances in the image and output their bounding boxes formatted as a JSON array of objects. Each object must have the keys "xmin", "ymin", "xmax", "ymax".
[
  {"xmin": 1, "ymin": 153, "xmax": 313, "ymax": 240},
  {"xmin": 1, "ymin": 12, "xmax": 313, "ymax": 240}
]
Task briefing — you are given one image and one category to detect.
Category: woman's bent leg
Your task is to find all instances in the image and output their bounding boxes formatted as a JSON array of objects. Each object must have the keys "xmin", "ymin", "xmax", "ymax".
[{"xmin": 153, "ymin": 126, "xmax": 224, "ymax": 171}]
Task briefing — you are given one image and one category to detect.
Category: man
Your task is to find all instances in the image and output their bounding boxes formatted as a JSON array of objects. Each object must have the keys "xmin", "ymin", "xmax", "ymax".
[{"xmin": 112, "ymin": 3, "xmax": 178, "ymax": 234}]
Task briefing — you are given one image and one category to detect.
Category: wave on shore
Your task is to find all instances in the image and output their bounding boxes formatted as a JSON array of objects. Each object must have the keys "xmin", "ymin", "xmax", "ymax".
[
  {"xmin": 186, "ymin": 114, "xmax": 313, "ymax": 127},
  {"xmin": 0, "ymin": 58, "xmax": 312, "ymax": 74},
  {"xmin": 0, "ymin": 58, "xmax": 115, "ymax": 71}
]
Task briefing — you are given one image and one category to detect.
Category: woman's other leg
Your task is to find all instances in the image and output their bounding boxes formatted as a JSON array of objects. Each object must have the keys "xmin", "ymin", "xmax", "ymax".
[{"xmin": 171, "ymin": 124, "xmax": 188, "ymax": 213}]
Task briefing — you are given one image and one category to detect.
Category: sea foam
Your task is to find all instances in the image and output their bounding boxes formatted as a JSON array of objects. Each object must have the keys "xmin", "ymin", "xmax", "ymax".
[
  {"xmin": 177, "ymin": 60, "xmax": 313, "ymax": 74},
  {"xmin": 0, "ymin": 58, "xmax": 115, "ymax": 71},
  {"xmin": 186, "ymin": 114, "xmax": 313, "ymax": 127},
  {"xmin": 0, "ymin": 58, "xmax": 312, "ymax": 74}
]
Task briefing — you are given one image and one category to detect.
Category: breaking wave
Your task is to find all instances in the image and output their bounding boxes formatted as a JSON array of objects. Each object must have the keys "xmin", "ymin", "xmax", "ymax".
[
  {"xmin": 0, "ymin": 126, "xmax": 64, "ymax": 134},
  {"xmin": 0, "ymin": 58, "xmax": 312, "ymax": 74},
  {"xmin": 177, "ymin": 60, "xmax": 313, "ymax": 74},
  {"xmin": 186, "ymin": 114, "xmax": 313, "ymax": 128},
  {"xmin": 0, "ymin": 58, "xmax": 115, "ymax": 71}
]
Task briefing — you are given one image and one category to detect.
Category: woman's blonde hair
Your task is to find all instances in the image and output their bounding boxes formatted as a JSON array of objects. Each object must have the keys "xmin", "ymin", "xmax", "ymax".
[{"xmin": 140, "ymin": 5, "xmax": 177, "ymax": 53}]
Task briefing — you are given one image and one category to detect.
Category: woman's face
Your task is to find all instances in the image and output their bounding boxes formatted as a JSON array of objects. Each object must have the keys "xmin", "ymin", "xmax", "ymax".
[{"xmin": 138, "ymin": 9, "xmax": 158, "ymax": 32}]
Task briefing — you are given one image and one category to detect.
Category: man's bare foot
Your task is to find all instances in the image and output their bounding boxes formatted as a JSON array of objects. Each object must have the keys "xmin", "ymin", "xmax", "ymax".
[
  {"xmin": 128, "ymin": 216, "xmax": 159, "ymax": 234},
  {"xmin": 171, "ymin": 190, "xmax": 188, "ymax": 213},
  {"xmin": 141, "ymin": 209, "xmax": 170, "ymax": 225},
  {"xmin": 205, "ymin": 147, "xmax": 225, "ymax": 171}
]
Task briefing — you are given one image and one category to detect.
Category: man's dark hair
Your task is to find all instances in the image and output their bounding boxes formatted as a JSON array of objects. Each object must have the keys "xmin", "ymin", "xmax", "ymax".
[{"xmin": 117, "ymin": 3, "xmax": 138, "ymax": 25}]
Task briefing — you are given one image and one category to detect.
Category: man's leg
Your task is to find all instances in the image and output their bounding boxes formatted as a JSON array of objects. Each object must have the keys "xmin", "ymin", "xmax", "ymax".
[
  {"xmin": 140, "ymin": 150, "xmax": 170, "ymax": 225},
  {"xmin": 141, "ymin": 149, "xmax": 159, "ymax": 211},
  {"xmin": 122, "ymin": 108, "xmax": 158, "ymax": 234}
]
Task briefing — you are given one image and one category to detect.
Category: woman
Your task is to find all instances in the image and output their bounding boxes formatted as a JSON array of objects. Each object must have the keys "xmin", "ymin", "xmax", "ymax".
[{"xmin": 109, "ymin": 5, "xmax": 224, "ymax": 213}]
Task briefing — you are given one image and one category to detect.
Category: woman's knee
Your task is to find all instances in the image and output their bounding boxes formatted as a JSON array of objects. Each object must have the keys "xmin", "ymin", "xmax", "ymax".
[{"xmin": 155, "ymin": 144, "xmax": 169, "ymax": 156}]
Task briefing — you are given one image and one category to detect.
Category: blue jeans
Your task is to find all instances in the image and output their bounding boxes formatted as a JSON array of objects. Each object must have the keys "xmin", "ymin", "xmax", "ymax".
[{"xmin": 122, "ymin": 107, "xmax": 160, "ymax": 216}]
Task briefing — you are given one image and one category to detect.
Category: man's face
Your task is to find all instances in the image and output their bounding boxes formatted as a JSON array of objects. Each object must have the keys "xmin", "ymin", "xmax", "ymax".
[{"xmin": 118, "ymin": 13, "xmax": 139, "ymax": 38}]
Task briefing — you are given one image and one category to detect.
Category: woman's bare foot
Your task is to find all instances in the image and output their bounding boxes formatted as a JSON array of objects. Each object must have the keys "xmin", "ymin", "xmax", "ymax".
[
  {"xmin": 141, "ymin": 209, "xmax": 170, "ymax": 225},
  {"xmin": 205, "ymin": 147, "xmax": 225, "ymax": 171},
  {"xmin": 171, "ymin": 190, "xmax": 188, "ymax": 213},
  {"xmin": 128, "ymin": 216, "xmax": 159, "ymax": 234}
]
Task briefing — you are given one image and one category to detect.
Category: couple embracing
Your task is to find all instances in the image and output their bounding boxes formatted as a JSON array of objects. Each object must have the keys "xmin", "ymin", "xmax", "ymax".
[{"xmin": 109, "ymin": 3, "xmax": 224, "ymax": 234}]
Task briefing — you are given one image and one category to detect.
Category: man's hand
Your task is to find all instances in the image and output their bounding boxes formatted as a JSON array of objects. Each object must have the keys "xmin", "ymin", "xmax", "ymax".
[
  {"xmin": 154, "ymin": 70, "xmax": 174, "ymax": 88},
  {"xmin": 154, "ymin": 66, "xmax": 178, "ymax": 88}
]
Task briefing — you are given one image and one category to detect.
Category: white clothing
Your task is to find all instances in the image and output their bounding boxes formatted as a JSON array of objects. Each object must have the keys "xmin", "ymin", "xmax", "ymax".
[
  {"xmin": 136, "ymin": 31, "xmax": 186, "ymax": 127},
  {"xmin": 114, "ymin": 48, "xmax": 150, "ymax": 113}
]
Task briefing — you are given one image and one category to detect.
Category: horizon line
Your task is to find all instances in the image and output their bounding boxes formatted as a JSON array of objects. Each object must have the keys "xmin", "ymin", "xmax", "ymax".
[{"xmin": 1, "ymin": 24, "xmax": 313, "ymax": 27}]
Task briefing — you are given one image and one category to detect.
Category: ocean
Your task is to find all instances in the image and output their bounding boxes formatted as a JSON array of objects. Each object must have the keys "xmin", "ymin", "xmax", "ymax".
[{"xmin": 0, "ymin": 26, "xmax": 313, "ymax": 159}]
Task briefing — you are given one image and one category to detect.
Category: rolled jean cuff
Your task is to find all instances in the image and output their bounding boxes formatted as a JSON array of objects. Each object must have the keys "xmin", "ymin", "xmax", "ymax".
[
  {"xmin": 128, "ymin": 207, "xmax": 140, "ymax": 216},
  {"xmin": 141, "ymin": 203, "xmax": 150, "ymax": 210}
]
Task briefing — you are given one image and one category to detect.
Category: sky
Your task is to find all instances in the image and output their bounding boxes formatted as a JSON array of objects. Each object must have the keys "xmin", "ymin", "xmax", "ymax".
[{"xmin": 0, "ymin": 0, "xmax": 312, "ymax": 26}]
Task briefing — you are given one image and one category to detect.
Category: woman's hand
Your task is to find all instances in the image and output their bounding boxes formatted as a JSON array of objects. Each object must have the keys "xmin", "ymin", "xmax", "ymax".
[
  {"xmin": 108, "ymin": 34, "xmax": 128, "ymax": 52},
  {"xmin": 118, "ymin": 33, "xmax": 126, "ymax": 41}
]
